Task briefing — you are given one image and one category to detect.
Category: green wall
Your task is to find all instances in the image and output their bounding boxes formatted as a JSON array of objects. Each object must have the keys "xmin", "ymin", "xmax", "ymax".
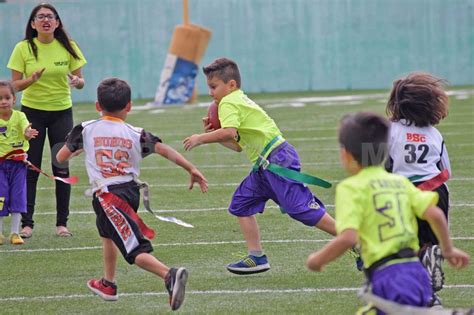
[{"xmin": 1, "ymin": 0, "xmax": 473, "ymax": 103}]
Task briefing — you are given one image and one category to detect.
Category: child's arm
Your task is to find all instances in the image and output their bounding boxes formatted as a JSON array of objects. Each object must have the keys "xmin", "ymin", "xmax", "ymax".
[
  {"xmin": 56, "ymin": 145, "xmax": 83, "ymax": 163},
  {"xmin": 422, "ymin": 205, "xmax": 470, "ymax": 268},
  {"xmin": 439, "ymin": 143, "xmax": 452, "ymax": 177},
  {"xmin": 183, "ymin": 128, "xmax": 238, "ymax": 152},
  {"xmin": 201, "ymin": 117, "xmax": 242, "ymax": 152},
  {"xmin": 306, "ymin": 229, "xmax": 358, "ymax": 272},
  {"xmin": 155, "ymin": 142, "xmax": 208, "ymax": 192},
  {"xmin": 219, "ymin": 140, "xmax": 242, "ymax": 152}
]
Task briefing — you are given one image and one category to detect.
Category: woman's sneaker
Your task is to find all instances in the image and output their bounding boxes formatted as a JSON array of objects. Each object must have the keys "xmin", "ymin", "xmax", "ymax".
[
  {"xmin": 226, "ymin": 254, "xmax": 271, "ymax": 275},
  {"xmin": 87, "ymin": 278, "xmax": 118, "ymax": 301},
  {"xmin": 165, "ymin": 267, "xmax": 188, "ymax": 311}
]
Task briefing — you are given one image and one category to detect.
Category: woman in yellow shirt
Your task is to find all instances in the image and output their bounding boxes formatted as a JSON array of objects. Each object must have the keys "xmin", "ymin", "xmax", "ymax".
[{"xmin": 7, "ymin": 3, "xmax": 87, "ymax": 238}]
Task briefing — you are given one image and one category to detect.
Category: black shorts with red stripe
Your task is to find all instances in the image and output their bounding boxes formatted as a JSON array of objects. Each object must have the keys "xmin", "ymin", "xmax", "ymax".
[{"xmin": 92, "ymin": 181, "xmax": 153, "ymax": 264}]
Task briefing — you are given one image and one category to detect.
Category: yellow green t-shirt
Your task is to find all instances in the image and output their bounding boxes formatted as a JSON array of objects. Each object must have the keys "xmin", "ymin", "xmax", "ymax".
[
  {"xmin": 7, "ymin": 38, "xmax": 87, "ymax": 111},
  {"xmin": 219, "ymin": 90, "xmax": 284, "ymax": 163},
  {"xmin": 0, "ymin": 110, "xmax": 30, "ymax": 156},
  {"xmin": 335, "ymin": 166, "xmax": 438, "ymax": 269}
]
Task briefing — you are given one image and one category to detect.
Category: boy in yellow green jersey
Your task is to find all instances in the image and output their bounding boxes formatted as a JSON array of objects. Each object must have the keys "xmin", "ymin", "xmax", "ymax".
[
  {"xmin": 306, "ymin": 112, "xmax": 469, "ymax": 314},
  {"xmin": 184, "ymin": 57, "xmax": 337, "ymax": 274}
]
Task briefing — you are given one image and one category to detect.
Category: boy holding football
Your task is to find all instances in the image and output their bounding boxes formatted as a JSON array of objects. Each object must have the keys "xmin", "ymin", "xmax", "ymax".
[{"xmin": 183, "ymin": 57, "xmax": 337, "ymax": 274}]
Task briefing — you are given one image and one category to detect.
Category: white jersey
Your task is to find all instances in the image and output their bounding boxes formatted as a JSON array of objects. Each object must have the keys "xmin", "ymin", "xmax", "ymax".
[
  {"xmin": 387, "ymin": 120, "xmax": 451, "ymax": 183},
  {"xmin": 66, "ymin": 116, "xmax": 161, "ymax": 190}
]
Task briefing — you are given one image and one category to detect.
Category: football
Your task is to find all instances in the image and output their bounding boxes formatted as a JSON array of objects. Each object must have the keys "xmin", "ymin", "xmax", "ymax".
[{"xmin": 207, "ymin": 101, "xmax": 221, "ymax": 129}]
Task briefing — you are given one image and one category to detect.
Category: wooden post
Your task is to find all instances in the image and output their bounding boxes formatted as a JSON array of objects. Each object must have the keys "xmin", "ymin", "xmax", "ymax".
[
  {"xmin": 154, "ymin": 0, "xmax": 212, "ymax": 105},
  {"xmin": 183, "ymin": 0, "xmax": 189, "ymax": 25}
]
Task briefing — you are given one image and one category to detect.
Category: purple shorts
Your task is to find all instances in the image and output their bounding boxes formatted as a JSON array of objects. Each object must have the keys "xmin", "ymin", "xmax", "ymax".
[
  {"xmin": 229, "ymin": 142, "xmax": 326, "ymax": 226},
  {"xmin": 370, "ymin": 261, "xmax": 432, "ymax": 314},
  {"xmin": 0, "ymin": 160, "xmax": 27, "ymax": 217}
]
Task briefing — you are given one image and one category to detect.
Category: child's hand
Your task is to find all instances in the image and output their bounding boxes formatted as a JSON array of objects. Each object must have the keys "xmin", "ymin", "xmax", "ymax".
[
  {"xmin": 24, "ymin": 123, "xmax": 38, "ymax": 140},
  {"xmin": 188, "ymin": 167, "xmax": 208, "ymax": 193},
  {"xmin": 306, "ymin": 251, "xmax": 325, "ymax": 272},
  {"xmin": 202, "ymin": 117, "xmax": 214, "ymax": 133},
  {"xmin": 443, "ymin": 247, "xmax": 470, "ymax": 269},
  {"xmin": 183, "ymin": 134, "xmax": 202, "ymax": 151}
]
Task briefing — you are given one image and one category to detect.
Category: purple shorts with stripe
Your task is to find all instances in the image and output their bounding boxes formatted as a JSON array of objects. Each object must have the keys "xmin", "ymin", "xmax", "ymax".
[
  {"xmin": 229, "ymin": 141, "xmax": 326, "ymax": 226},
  {"xmin": 371, "ymin": 261, "xmax": 432, "ymax": 314},
  {"xmin": 0, "ymin": 160, "xmax": 27, "ymax": 217}
]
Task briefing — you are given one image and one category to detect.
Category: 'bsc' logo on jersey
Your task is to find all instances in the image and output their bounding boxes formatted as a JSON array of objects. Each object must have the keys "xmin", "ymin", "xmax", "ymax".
[{"xmin": 406, "ymin": 133, "xmax": 426, "ymax": 142}]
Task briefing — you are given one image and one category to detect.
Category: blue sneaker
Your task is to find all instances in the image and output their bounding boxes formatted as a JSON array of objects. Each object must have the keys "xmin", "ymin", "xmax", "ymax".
[{"xmin": 226, "ymin": 254, "xmax": 271, "ymax": 275}]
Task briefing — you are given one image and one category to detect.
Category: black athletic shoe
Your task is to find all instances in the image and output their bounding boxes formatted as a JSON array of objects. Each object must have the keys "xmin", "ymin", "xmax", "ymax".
[{"xmin": 165, "ymin": 267, "xmax": 188, "ymax": 311}]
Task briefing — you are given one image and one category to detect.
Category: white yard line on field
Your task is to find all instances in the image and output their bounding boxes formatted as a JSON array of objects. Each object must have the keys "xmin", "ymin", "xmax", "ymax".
[
  {"xmin": 35, "ymin": 176, "xmax": 474, "ymax": 191},
  {"xmin": 29, "ymin": 202, "xmax": 474, "ymax": 216},
  {"xmin": 140, "ymin": 160, "xmax": 340, "ymax": 170},
  {"xmin": 2, "ymin": 237, "xmax": 473, "ymax": 254},
  {"xmin": 0, "ymin": 285, "xmax": 472, "ymax": 302},
  {"xmin": 75, "ymin": 88, "xmax": 473, "ymax": 116}
]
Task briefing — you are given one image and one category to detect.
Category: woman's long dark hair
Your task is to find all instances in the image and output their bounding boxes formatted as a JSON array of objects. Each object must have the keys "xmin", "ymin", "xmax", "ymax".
[{"xmin": 25, "ymin": 3, "xmax": 80, "ymax": 60}]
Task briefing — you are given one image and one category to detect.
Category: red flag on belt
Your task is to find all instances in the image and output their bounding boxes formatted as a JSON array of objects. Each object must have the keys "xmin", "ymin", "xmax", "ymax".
[{"xmin": 99, "ymin": 192, "xmax": 155, "ymax": 240}]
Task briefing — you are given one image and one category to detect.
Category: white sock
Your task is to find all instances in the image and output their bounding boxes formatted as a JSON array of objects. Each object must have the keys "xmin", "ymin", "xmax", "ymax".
[
  {"xmin": 249, "ymin": 250, "xmax": 263, "ymax": 257},
  {"xmin": 10, "ymin": 213, "xmax": 21, "ymax": 234}
]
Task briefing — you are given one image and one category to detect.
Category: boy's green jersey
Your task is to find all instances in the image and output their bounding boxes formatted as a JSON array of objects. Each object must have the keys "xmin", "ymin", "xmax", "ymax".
[
  {"xmin": 0, "ymin": 110, "xmax": 30, "ymax": 156},
  {"xmin": 218, "ymin": 89, "xmax": 284, "ymax": 163},
  {"xmin": 335, "ymin": 166, "xmax": 438, "ymax": 269}
]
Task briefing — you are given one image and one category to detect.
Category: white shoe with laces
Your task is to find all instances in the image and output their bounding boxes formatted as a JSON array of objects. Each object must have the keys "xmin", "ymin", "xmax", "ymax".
[{"xmin": 422, "ymin": 245, "xmax": 445, "ymax": 292}]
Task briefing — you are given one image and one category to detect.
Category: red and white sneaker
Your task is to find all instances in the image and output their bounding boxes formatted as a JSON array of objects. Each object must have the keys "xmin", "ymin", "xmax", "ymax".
[{"xmin": 87, "ymin": 278, "xmax": 118, "ymax": 301}]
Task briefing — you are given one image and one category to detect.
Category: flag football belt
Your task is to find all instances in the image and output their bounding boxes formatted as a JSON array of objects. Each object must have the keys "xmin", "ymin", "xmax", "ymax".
[
  {"xmin": 0, "ymin": 149, "xmax": 78, "ymax": 184},
  {"xmin": 252, "ymin": 135, "xmax": 332, "ymax": 188},
  {"xmin": 408, "ymin": 169, "xmax": 449, "ymax": 191},
  {"xmin": 91, "ymin": 175, "xmax": 194, "ymax": 228},
  {"xmin": 97, "ymin": 190, "xmax": 156, "ymax": 239},
  {"xmin": 0, "ymin": 149, "xmax": 27, "ymax": 161},
  {"xmin": 363, "ymin": 248, "xmax": 417, "ymax": 280}
]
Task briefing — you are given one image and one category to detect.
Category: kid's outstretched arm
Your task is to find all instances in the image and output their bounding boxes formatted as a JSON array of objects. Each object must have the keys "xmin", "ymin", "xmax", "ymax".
[
  {"xmin": 202, "ymin": 117, "xmax": 242, "ymax": 152},
  {"xmin": 56, "ymin": 145, "xmax": 83, "ymax": 163},
  {"xmin": 155, "ymin": 142, "xmax": 208, "ymax": 192},
  {"xmin": 183, "ymin": 128, "xmax": 238, "ymax": 151},
  {"xmin": 219, "ymin": 140, "xmax": 242, "ymax": 152},
  {"xmin": 306, "ymin": 229, "xmax": 358, "ymax": 272},
  {"xmin": 422, "ymin": 205, "xmax": 470, "ymax": 268}
]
